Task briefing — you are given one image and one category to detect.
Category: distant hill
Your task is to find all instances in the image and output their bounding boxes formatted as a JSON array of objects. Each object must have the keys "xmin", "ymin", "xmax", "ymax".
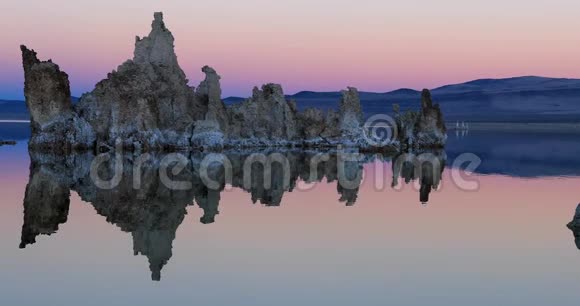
[
  {"xmin": 0, "ymin": 97, "xmax": 79, "ymax": 121},
  {"xmin": 0, "ymin": 122, "xmax": 30, "ymax": 140},
  {"xmin": 4, "ymin": 77, "xmax": 580, "ymax": 123},
  {"xmin": 225, "ymin": 76, "xmax": 580, "ymax": 122},
  {"xmin": 0, "ymin": 100, "xmax": 29, "ymax": 120}
]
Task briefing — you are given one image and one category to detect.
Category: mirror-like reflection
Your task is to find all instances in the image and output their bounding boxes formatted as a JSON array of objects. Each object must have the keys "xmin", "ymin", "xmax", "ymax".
[{"xmin": 20, "ymin": 149, "xmax": 445, "ymax": 281}]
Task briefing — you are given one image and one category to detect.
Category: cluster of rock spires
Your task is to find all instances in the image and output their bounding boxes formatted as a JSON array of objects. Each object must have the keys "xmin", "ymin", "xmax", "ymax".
[{"xmin": 20, "ymin": 12, "xmax": 446, "ymax": 152}]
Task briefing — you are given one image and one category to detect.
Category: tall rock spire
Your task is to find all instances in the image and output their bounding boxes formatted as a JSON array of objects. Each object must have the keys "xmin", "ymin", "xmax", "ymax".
[
  {"xmin": 20, "ymin": 45, "xmax": 73, "ymax": 128},
  {"xmin": 195, "ymin": 66, "xmax": 229, "ymax": 130},
  {"xmin": 338, "ymin": 87, "xmax": 363, "ymax": 135},
  {"xmin": 20, "ymin": 45, "xmax": 95, "ymax": 150},
  {"xmin": 133, "ymin": 12, "xmax": 179, "ymax": 67},
  {"xmin": 414, "ymin": 89, "xmax": 447, "ymax": 147},
  {"xmin": 76, "ymin": 12, "xmax": 202, "ymax": 149}
]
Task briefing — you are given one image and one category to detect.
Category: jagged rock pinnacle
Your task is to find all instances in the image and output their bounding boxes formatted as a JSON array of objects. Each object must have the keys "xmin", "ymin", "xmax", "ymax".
[
  {"xmin": 195, "ymin": 66, "xmax": 229, "ymax": 130},
  {"xmin": 338, "ymin": 87, "xmax": 363, "ymax": 135},
  {"xmin": 20, "ymin": 45, "xmax": 72, "ymax": 127},
  {"xmin": 421, "ymin": 89, "xmax": 433, "ymax": 109},
  {"xmin": 414, "ymin": 89, "xmax": 447, "ymax": 146},
  {"xmin": 133, "ymin": 12, "xmax": 178, "ymax": 66},
  {"xmin": 20, "ymin": 45, "xmax": 95, "ymax": 150}
]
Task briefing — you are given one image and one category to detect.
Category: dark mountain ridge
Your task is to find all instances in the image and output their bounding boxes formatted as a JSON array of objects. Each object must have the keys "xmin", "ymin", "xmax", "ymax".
[{"xmin": 4, "ymin": 76, "xmax": 580, "ymax": 123}]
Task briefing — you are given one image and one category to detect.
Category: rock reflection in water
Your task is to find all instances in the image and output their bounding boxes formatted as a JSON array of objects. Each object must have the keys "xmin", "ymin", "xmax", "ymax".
[
  {"xmin": 391, "ymin": 151, "xmax": 446, "ymax": 204},
  {"xmin": 20, "ymin": 149, "xmax": 445, "ymax": 280}
]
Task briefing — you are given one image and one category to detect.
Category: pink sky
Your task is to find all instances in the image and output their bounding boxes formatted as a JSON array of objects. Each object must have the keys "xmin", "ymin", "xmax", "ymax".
[{"xmin": 1, "ymin": 0, "xmax": 580, "ymax": 99}]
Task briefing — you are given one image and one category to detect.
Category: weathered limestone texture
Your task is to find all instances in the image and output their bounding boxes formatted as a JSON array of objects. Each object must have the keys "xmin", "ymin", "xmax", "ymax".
[
  {"xmin": 75, "ymin": 12, "xmax": 201, "ymax": 150},
  {"xmin": 20, "ymin": 46, "xmax": 95, "ymax": 151}
]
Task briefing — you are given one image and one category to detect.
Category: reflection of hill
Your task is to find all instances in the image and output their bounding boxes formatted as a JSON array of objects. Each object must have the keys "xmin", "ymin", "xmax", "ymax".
[
  {"xmin": 20, "ymin": 149, "xmax": 445, "ymax": 281},
  {"xmin": 0, "ymin": 122, "xmax": 30, "ymax": 140},
  {"xmin": 446, "ymin": 130, "xmax": 580, "ymax": 177}
]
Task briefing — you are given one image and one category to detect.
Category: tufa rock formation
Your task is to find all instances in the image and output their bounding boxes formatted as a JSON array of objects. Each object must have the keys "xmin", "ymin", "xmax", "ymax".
[
  {"xmin": 415, "ymin": 89, "xmax": 447, "ymax": 147},
  {"xmin": 338, "ymin": 87, "xmax": 364, "ymax": 135},
  {"xmin": 227, "ymin": 84, "xmax": 297, "ymax": 141},
  {"xmin": 20, "ymin": 46, "xmax": 95, "ymax": 151},
  {"xmin": 195, "ymin": 66, "xmax": 229, "ymax": 131},
  {"xmin": 75, "ymin": 12, "xmax": 201, "ymax": 150},
  {"xmin": 20, "ymin": 46, "xmax": 72, "ymax": 126},
  {"xmin": 21, "ymin": 12, "xmax": 446, "ymax": 152},
  {"xmin": 394, "ymin": 89, "xmax": 447, "ymax": 148}
]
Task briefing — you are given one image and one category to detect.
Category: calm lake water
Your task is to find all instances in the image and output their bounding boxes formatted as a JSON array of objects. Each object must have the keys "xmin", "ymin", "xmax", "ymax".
[{"xmin": 1, "ymin": 123, "xmax": 579, "ymax": 306}]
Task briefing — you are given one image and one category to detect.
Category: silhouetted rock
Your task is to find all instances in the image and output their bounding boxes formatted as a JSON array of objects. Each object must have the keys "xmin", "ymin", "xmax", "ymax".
[{"xmin": 567, "ymin": 204, "xmax": 580, "ymax": 250}]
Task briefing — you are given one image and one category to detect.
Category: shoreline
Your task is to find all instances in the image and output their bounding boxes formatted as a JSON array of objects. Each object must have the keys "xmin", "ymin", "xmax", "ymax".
[
  {"xmin": 446, "ymin": 122, "xmax": 580, "ymax": 133},
  {"xmin": 2, "ymin": 120, "xmax": 579, "ymax": 132},
  {"xmin": 0, "ymin": 120, "xmax": 30, "ymax": 123}
]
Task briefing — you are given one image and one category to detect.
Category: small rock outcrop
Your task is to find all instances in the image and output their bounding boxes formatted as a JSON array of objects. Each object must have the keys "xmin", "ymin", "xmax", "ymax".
[
  {"xmin": 20, "ymin": 46, "xmax": 95, "ymax": 151},
  {"xmin": 0, "ymin": 140, "xmax": 17, "ymax": 146},
  {"xmin": 567, "ymin": 204, "xmax": 580, "ymax": 250}
]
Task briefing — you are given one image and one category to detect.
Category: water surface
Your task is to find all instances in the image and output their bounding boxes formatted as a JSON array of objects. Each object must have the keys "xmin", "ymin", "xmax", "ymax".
[{"xmin": 1, "ymin": 124, "xmax": 579, "ymax": 306}]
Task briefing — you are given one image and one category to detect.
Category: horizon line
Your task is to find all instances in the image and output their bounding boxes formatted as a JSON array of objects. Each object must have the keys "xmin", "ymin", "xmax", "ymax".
[{"xmin": 2, "ymin": 74, "xmax": 580, "ymax": 102}]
